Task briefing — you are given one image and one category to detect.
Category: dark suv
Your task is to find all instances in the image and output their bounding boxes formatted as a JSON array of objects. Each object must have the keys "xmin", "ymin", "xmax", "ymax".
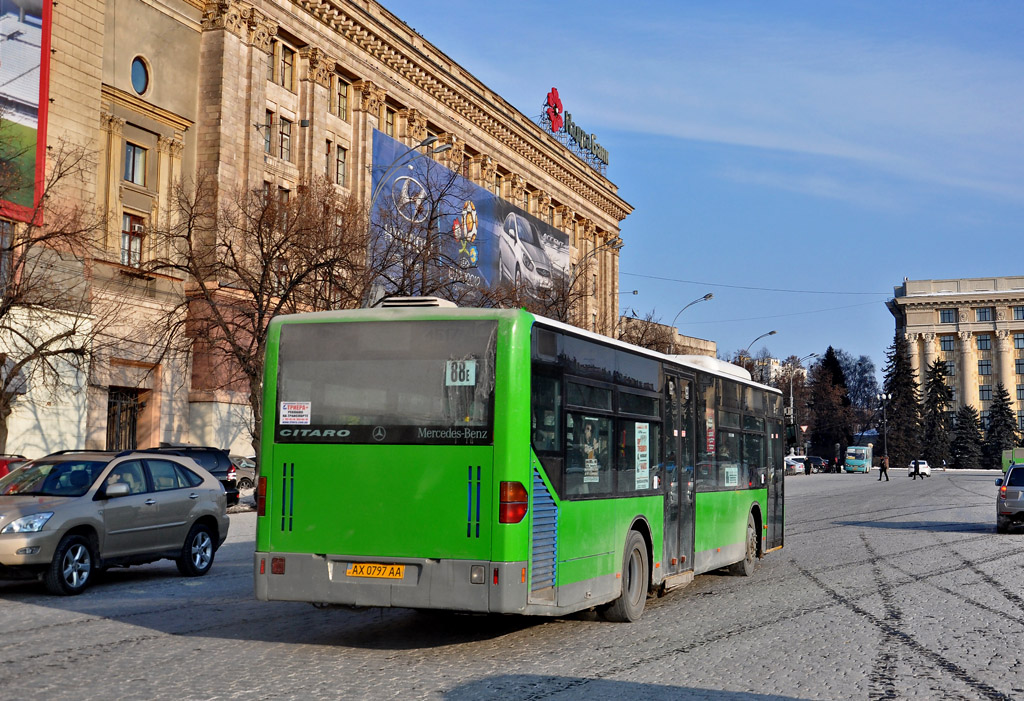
[
  {"xmin": 996, "ymin": 465, "xmax": 1024, "ymax": 533},
  {"xmin": 146, "ymin": 444, "xmax": 238, "ymax": 506}
]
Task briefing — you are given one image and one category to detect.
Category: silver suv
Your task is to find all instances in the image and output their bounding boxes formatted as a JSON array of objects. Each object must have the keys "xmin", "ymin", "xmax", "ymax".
[
  {"xmin": 0, "ymin": 450, "xmax": 229, "ymax": 594},
  {"xmin": 996, "ymin": 465, "xmax": 1024, "ymax": 533}
]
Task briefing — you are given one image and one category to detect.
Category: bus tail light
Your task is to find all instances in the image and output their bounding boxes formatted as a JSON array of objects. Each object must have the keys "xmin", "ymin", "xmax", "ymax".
[
  {"xmin": 499, "ymin": 481, "xmax": 528, "ymax": 523},
  {"xmin": 257, "ymin": 476, "xmax": 267, "ymax": 516},
  {"xmin": 271, "ymin": 557, "xmax": 286, "ymax": 575}
]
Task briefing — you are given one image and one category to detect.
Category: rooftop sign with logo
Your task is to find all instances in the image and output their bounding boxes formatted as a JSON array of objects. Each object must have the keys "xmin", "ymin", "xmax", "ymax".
[{"xmin": 537, "ymin": 87, "xmax": 609, "ymax": 175}]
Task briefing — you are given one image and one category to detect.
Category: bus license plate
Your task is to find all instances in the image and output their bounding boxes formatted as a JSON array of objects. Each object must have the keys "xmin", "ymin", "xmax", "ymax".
[{"xmin": 346, "ymin": 563, "xmax": 405, "ymax": 579}]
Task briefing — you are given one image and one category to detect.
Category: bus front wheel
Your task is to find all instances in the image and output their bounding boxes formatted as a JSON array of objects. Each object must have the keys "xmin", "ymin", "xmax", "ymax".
[
  {"xmin": 603, "ymin": 531, "xmax": 649, "ymax": 622},
  {"xmin": 729, "ymin": 513, "xmax": 758, "ymax": 577}
]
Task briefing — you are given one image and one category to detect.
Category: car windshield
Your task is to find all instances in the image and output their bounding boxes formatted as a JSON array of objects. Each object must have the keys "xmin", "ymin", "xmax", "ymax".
[{"xmin": 0, "ymin": 460, "xmax": 108, "ymax": 497}]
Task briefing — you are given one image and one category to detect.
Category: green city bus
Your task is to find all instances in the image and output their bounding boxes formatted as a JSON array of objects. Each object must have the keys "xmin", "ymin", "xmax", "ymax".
[{"xmin": 254, "ymin": 300, "xmax": 785, "ymax": 621}]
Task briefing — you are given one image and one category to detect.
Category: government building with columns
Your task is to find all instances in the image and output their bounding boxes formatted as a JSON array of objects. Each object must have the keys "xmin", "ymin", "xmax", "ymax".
[
  {"xmin": 6, "ymin": 0, "xmax": 632, "ymax": 456},
  {"xmin": 888, "ymin": 276, "xmax": 1024, "ymax": 432}
]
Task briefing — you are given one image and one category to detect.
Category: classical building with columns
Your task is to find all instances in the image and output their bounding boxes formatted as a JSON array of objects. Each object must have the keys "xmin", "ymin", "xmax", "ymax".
[
  {"xmin": 6, "ymin": 0, "xmax": 631, "ymax": 455},
  {"xmin": 888, "ymin": 277, "xmax": 1024, "ymax": 432}
]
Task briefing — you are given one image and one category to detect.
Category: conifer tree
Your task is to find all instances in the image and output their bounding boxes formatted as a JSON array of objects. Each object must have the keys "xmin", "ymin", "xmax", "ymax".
[
  {"xmin": 921, "ymin": 357, "xmax": 953, "ymax": 469},
  {"xmin": 984, "ymin": 383, "xmax": 1019, "ymax": 469},
  {"xmin": 881, "ymin": 333, "xmax": 922, "ymax": 469},
  {"xmin": 951, "ymin": 404, "xmax": 984, "ymax": 469}
]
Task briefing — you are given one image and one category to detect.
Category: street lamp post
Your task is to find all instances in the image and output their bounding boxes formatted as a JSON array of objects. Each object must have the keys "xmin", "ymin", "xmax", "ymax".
[
  {"xmin": 788, "ymin": 353, "xmax": 817, "ymax": 452},
  {"xmin": 669, "ymin": 293, "xmax": 713, "ymax": 353},
  {"xmin": 877, "ymin": 392, "xmax": 891, "ymax": 457},
  {"xmin": 745, "ymin": 329, "xmax": 777, "ymax": 355},
  {"xmin": 742, "ymin": 330, "xmax": 777, "ymax": 382}
]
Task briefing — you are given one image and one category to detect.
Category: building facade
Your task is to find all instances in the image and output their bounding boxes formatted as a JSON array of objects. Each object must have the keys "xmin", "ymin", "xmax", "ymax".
[
  {"xmin": 888, "ymin": 276, "xmax": 1024, "ymax": 432},
  {"xmin": 4, "ymin": 0, "xmax": 632, "ymax": 456}
]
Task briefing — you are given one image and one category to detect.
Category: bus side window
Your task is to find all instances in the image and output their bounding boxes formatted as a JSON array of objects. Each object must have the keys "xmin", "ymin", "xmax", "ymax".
[
  {"xmin": 565, "ymin": 412, "xmax": 612, "ymax": 497},
  {"xmin": 531, "ymin": 373, "xmax": 561, "ymax": 453}
]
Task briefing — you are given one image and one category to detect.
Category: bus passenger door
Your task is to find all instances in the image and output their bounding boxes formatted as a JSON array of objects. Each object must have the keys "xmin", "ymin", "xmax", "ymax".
[
  {"xmin": 662, "ymin": 374, "xmax": 695, "ymax": 576},
  {"xmin": 766, "ymin": 419, "xmax": 784, "ymax": 549}
]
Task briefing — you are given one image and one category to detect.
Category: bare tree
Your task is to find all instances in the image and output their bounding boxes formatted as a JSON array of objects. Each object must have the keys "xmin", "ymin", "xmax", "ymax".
[
  {"xmin": 366, "ymin": 157, "xmax": 482, "ymax": 305},
  {"xmin": 615, "ymin": 311, "xmax": 675, "ymax": 353},
  {"xmin": 143, "ymin": 175, "xmax": 370, "ymax": 453},
  {"xmin": 0, "ymin": 137, "xmax": 118, "ymax": 452}
]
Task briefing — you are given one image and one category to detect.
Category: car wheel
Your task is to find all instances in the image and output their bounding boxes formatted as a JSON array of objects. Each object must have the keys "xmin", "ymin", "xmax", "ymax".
[
  {"xmin": 176, "ymin": 523, "xmax": 216, "ymax": 577},
  {"xmin": 237, "ymin": 477, "xmax": 253, "ymax": 490},
  {"xmin": 602, "ymin": 531, "xmax": 649, "ymax": 622},
  {"xmin": 45, "ymin": 534, "xmax": 96, "ymax": 595},
  {"xmin": 729, "ymin": 514, "xmax": 758, "ymax": 577}
]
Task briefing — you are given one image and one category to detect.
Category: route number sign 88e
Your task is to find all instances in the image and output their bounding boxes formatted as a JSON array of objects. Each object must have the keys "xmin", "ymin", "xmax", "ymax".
[{"xmin": 445, "ymin": 359, "xmax": 476, "ymax": 386}]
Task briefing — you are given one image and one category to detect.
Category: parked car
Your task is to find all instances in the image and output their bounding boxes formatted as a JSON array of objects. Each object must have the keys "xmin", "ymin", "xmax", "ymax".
[
  {"xmin": 784, "ymin": 457, "xmax": 806, "ymax": 475},
  {"xmin": 146, "ymin": 444, "xmax": 238, "ymax": 505},
  {"xmin": 0, "ymin": 454, "xmax": 27, "ymax": 478},
  {"xmin": 228, "ymin": 454, "xmax": 256, "ymax": 490},
  {"xmin": 0, "ymin": 450, "xmax": 229, "ymax": 595},
  {"xmin": 807, "ymin": 456, "xmax": 829, "ymax": 474},
  {"xmin": 996, "ymin": 465, "xmax": 1024, "ymax": 533},
  {"xmin": 908, "ymin": 460, "xmax": 931, "ymax": 477}
]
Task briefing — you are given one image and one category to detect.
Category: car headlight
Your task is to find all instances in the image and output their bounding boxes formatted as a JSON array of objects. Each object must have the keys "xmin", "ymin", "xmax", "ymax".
[
  {"xmin": 1, "ymin": 512, "xmax": 54, "ymax": 534},
  {"xmin": 522, "ymin": 253, "xmax": 535, "ymax": 271}
]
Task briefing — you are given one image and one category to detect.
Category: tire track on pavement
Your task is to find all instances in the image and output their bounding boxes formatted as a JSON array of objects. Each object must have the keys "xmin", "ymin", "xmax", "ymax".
[{"xmin": 796, "ymin": 563, "xmax": 1013, "ymax": 701}]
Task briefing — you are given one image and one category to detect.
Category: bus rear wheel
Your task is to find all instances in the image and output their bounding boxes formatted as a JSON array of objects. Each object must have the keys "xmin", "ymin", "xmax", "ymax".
[
  {"xmin": 603, "ymin": 531, "xmax": 649, "ymax": 622},
  {"xmin": 729, "ymin": 513, "xmax": 758, "ymax": 577}
]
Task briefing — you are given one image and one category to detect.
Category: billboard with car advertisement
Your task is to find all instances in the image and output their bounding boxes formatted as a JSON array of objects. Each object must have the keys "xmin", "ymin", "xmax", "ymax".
[
  {"xmin": 370, "ymin": 130, "xmax": 568, "ymax": 296},
  {"xmin": 0, "ymin": 0, "xmax": 51, "ymax": 221}
]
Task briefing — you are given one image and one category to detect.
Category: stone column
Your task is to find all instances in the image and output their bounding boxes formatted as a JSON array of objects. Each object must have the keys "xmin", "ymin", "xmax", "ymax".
[
  {"xmin": 905, "ymin": 332, "xmax": 921, "ymax": 384},
  {"xmin": 198, "ymin": 0, "xmax": 277, "ymax": 195},
  {"xmin": 298, "ymin": 47, "xmax": 336, "ymax": 178},
  {"xmin": 399, "ymin": 108, "xmax": 427, "ymax": 144},
  {"xmin": 921, "ymin": 333, "xmax": 938, "ymax": 375},
  {"xmin": 352, "ymin": 79, "xmax": 386, "ymax": 205},
  {"xmin": 100, "ymin": 113, "xmax": 125, "ymax": 253},
  {"xmin": 996, "ymin": 330, "xmax": 1014, "ymax": 393},
  {"xmin": 959, "ymin": 331, "xmax": 977, "ymax": 409}
]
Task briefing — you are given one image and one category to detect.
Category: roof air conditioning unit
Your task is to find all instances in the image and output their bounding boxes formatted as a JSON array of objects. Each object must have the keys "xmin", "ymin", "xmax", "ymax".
[{"xmin": 380, "ymin": 296, "xmax": 457, "ymax": 308}]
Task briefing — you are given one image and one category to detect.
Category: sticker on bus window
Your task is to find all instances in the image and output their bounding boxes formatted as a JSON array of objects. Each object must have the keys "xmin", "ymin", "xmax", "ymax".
[
  {"xmin": 280, "ymin": 401, "xmax": 312, "ymax": 425},
  {"xmin": 635, "ymin": 422, "xmax": 650, "ymax": 490},
  {"xmin": 445, "ymin": 359, "xmax": 477, "ymax": 386},
  {"xmin": 724, "ymin": 466, "xmax": 739, "ymax": 487},
  {"xmin": 584, "ymin": 458, "xmax": 599, "ymax": 483}
]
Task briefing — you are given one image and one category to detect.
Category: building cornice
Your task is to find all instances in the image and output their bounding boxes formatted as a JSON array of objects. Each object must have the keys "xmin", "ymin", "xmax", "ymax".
[
  {"xmin": 102, "ymin": 85, "xmax": 193, "ymax": 133},
  {"xmin": 288, "ymin": 0, "xmax": 632, "ymax": 223}
]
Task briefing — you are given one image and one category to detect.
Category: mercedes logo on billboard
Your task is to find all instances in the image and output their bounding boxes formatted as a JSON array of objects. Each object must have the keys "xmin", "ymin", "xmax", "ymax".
[{"xmin": 372, "ymin": 426, "xmax": 387, "ymax": 442}]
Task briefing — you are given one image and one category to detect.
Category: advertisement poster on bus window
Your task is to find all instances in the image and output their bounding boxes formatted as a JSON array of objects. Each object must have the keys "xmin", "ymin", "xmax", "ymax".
[
  {"xmin": 635, "ymin": 422, "xmax": 650, "ymax": 490},
  {"xmin": 0, "ymin": 0, "xmax": 52, "ymax": 221},
  {"xmin": 370, "ymin": 130, "xmax": 569, "ymax": 299},
  {"xmin": 705, "ymin": 409, "xmax": 716, "ymax": 452}
]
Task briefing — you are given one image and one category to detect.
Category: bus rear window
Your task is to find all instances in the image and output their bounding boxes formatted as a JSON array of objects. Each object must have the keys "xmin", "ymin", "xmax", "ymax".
[{"xmin": 276, "ymin": 320, "xmax": 497, "ymax": 445}]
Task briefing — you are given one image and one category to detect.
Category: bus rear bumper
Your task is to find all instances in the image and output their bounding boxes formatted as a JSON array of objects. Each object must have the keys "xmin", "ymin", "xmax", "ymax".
[{"xmin": 254, "ymin": 552, "xmax": 529, "ymax": 613}]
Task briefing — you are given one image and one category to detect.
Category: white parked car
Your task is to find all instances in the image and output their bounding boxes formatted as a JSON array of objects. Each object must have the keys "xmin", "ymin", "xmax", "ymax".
[
  {"xmin": 784, "ymin": 457, "xmax": 806, "ymax": 475},
  {"xmin": 908, "ymin": 460, "xmax": 931, "ymax": 477}
]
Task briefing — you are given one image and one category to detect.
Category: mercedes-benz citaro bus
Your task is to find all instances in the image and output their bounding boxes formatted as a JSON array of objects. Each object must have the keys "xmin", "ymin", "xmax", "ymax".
[{"xmin": 254, "ymin": 298, "xmax": 785, "ymax": 621}]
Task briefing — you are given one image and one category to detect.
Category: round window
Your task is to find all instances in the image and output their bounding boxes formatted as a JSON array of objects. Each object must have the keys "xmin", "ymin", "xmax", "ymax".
[{"xmin": 131, "ymin": 57, "xmax": 149, "ymax": 95}]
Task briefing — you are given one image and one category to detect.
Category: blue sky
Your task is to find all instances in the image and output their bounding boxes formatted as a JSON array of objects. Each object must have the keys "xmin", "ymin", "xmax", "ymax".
[{"xmin": 380, "ymin": 0, "xmax": 1024, "ymax": 371}]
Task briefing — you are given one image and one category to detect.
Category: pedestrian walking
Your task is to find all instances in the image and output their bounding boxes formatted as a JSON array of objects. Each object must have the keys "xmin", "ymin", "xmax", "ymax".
[
  {"xmin": 911, "ymin": 458, "xmax": 920, "ymax": 480},
  {"xmin": 878, "ymin": 455, "xmax": 889, "ymax": 481},
  {"xmin": 805, "ymin": 457, "xmax": 813, "ymax": 476}
]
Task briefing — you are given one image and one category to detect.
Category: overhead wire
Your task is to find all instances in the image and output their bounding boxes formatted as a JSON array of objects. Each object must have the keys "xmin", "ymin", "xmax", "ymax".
[{"xmin": 622, "ymin": 271, "xmax": 891, "ymax": 296}]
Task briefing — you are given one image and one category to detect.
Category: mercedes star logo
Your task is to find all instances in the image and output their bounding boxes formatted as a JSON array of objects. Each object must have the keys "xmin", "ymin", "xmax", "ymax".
[{"xmin": 372, "ymin": 426, "xmax": 387, "ymax": 442}]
